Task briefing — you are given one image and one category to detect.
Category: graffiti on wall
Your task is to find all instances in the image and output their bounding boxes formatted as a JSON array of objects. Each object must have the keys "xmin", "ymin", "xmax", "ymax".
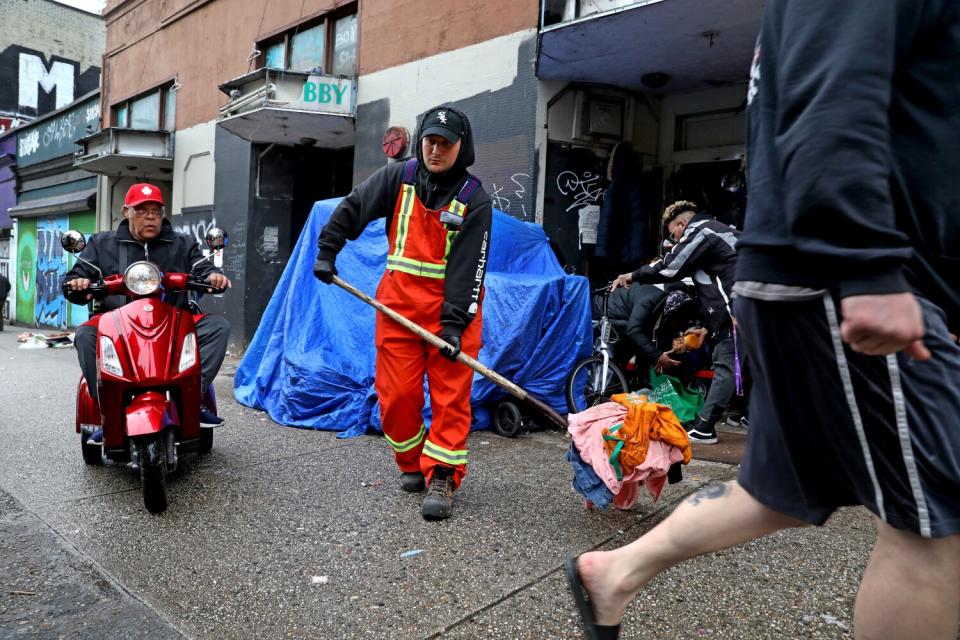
[
  {"xmin": 35, "ymin": 216, "xmax": 69, "ymax": 328},
  {"xmin": 0, "ymin": 46, "xmax": 100, "ymax": 119},
  {"xmin": 556, "ymin": 170, "xmax": 604, "ymax": 212},
  {"xmin": 489, "ymin": 173, "xmax": 531, "ymax": 221},
  {"xmin": 16, "ymin": 219, "xmax": 36, "ymax": 326},
  {"xmin": 173, "ymin": 214, "xmax": 217, "ymax": 247}
]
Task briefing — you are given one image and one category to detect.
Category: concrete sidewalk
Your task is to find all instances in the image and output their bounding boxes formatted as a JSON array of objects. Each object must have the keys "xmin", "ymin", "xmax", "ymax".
[{"xmin": 0, "ymin": 329, "xmax": 873, "ymax": 639}]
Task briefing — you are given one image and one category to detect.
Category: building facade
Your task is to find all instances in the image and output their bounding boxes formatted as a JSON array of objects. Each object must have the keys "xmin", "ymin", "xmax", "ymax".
[
  {"xmin": 0, "ymin": 0, "xmax": 104, "ymax": 132},
  {"xmin": 82, "ymin": 0, "xmax": 760, "ymax": 353},
  {"xmin": 9, "ymin": 92, "xmax": 101, "ymax": 329}
]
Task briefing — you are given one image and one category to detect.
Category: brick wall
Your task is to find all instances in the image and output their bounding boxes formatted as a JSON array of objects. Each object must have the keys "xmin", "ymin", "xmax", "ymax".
[{"xmin": 0, "ymin": 0, "xmax": 105, "ymax": 119}]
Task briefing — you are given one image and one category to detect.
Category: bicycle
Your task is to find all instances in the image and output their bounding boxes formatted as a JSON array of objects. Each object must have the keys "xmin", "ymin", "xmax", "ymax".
[{"xmin": 565, "ymin": 285, "xmax": 630, "ymax": 413}]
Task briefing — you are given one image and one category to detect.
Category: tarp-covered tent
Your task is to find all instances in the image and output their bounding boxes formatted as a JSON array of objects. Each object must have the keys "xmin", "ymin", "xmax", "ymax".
[{"xmin": 234, "ymin": 198, "xmax": 591, "ymax": 436}]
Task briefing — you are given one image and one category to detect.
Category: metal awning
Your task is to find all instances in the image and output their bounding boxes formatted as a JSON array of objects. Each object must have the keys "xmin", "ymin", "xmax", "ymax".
[
  {"xmin": 74, "ymin": 128, "xmax": 174, "ymax": 179},
  {"xmin": 217, "ymin": 68, "xmax": 356, "ymax": 147},
  {"xmin": 538, "ymin": 0, "xmax": 763, "ymax": 93},
  {"xmin": 8, "ymin": 188, "xmax": 97, "ymax": 218}
]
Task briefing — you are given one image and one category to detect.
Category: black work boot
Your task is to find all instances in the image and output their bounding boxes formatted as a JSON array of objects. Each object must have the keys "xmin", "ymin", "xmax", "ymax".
[
  {"xmin": 400, "ymin": 472, "xmax": 425, "ymax": 493},
  {"xmin": 421, "ymin": 467, "xmax": 455, "ymax": 521}
]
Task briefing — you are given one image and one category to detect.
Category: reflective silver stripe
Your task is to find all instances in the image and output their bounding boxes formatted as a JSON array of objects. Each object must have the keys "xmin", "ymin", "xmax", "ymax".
[
  {"xmin": 886, "ymin": 355, "xmax": 932, "ymax": 537},
  {"xmin": 700, "ymin": 226, "xmax": 739, "ymax": 251},
  {"xmin": 824, "ymin": 295, "xmax": 886, "ymax": 522},
  {"xmin": 423, "ymin": 440, "xmax": 468, "ymax": 466},
  {"xmin": 385, "ymin": 424, "xmax": 425, "ymax": 453}
]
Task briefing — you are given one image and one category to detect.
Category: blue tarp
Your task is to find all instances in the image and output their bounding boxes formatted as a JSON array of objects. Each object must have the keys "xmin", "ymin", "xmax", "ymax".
[{"xmin": 234, "ymin": 198, "xmax": 592, "ymax": 436}]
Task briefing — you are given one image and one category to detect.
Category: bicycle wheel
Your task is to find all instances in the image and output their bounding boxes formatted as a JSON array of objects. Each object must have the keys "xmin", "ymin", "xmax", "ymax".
[{"xmin": 566, "ymin": 355, "xmax": 629, "ymax": 414}]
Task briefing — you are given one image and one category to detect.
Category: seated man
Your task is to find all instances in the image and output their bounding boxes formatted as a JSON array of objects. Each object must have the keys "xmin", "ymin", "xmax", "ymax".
[
  {"xmin": 596, "ymin": 283, "xmax": 674, "ymax": 388},
  {"xmin": 62, "ymin": 183, "xmax": 232, "ymax": 440}
]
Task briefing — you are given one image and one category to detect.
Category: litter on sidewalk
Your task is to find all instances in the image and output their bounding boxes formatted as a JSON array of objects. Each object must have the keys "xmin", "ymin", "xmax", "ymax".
[{"xmin": 16, "ymin": 332, "xmax": 74, "ymax": 349}]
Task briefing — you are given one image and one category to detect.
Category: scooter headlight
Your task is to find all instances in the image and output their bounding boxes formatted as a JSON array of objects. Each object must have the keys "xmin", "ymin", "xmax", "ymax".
[
  {"xmin": 178, "ymin": 332, "xmax": 197, "ymax": 373},
  {"xmin": 124, "ymin": 261, "xmax": 161, "ymax": 296},
  {"xmin": 99, "ymin": 336, "xmax": 123, "ymax": 377}
]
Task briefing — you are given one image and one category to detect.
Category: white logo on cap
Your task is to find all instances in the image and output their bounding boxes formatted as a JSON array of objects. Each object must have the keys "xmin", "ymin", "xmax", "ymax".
[
  {"xmin": 141, "ymin": 186, "xmax": 153, "ymax": 195},
  {"xmin": 438, "ymin": 111, "xmax": 447, "ymax": 124}
]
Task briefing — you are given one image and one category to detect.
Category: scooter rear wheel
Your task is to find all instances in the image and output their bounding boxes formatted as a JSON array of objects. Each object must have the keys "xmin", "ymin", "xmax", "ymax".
[
  {"xmin": 137, "ymin": 436, "xmax": 168, "ymax": 514},
  {"xmin": 80, "ymin": 427, "xmax": 103, "ymax": 466}
]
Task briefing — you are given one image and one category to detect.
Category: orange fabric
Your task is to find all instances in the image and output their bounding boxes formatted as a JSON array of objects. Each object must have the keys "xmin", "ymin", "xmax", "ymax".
[
  {"xmin": 603, "ymin": 394, "xmax": 692, "ymax": 476},
  {"xmin": 375, "ymin": 182, "xmax": 482, "ymax": 489}
]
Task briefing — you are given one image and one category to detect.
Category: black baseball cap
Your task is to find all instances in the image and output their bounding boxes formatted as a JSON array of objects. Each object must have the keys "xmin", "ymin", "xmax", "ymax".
[{"xmin": 420, "ymin": 109, "xmax": 466, "ymax": 143}]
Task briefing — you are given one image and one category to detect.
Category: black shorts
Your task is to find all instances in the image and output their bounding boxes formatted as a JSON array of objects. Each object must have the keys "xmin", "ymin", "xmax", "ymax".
[{"xmin": 736, "ymin": 293, "xmax": 960, "ymax": 538}]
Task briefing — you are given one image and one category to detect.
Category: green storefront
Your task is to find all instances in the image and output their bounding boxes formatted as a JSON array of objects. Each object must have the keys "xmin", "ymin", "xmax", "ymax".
[{"xmin": 10, "ymin": 91, "xmax": 101, "ymax": 329}]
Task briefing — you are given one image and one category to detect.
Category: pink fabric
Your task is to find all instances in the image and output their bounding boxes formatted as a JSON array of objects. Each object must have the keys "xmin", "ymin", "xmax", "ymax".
[{"xmin": 568, "ymin": 403, "xmax": 685, "ymax": 509}]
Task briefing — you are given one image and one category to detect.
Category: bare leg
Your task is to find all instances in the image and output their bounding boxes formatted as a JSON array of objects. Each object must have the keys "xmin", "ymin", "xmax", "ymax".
[
  {"xmin": 854, "ymin": 520, "xmax": 960, "ymax": 640},
  {"xmin": 577, "ymin": 480, "xmax": 806, "ymax": 625}
]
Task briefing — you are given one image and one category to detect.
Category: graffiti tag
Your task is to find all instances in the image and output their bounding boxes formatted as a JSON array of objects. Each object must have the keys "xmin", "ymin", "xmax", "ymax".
[
  {"xmin": 556, "ymin": 170, "xmax": 604, "ymax": 212},
  {"xmin": 18, "ymin": 129, "xmax": 40, "ymax": 157},
  {"xmin": 174, "ymin": 215, "xmax": 217, "ymax": 247},
  {"xmin": 35, "ymin": 219, "xmax": 68, "ymax": 328},
  {"xmin": 490, "ymin": 173, "xmax": 531, "ymax": 221}
]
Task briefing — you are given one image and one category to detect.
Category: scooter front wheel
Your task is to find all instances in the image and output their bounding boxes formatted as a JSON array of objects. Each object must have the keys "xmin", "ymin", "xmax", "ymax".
[{"xmin": 137, "ymin": 436, "xmax": 168, "ymax": 514}]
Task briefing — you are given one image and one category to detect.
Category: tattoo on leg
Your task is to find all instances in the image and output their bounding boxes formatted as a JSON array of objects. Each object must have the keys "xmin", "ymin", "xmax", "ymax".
[{"xmin": 687, "ymin": 483, "xmax": 730, "ymax": 506}]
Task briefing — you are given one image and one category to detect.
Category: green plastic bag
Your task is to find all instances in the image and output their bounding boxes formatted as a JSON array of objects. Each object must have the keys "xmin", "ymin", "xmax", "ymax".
[{"xmin": 648, "ymin": 369, "xmax": 704, "ymax": 424}]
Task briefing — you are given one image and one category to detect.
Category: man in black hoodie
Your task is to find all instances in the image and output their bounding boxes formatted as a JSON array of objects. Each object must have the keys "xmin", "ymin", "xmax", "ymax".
[
  {"xmin": 565, "ymin": 3, "xmax": 960, "ymax": 639},
  {"xmin": 314, "ymin": 105, "xmax": 492, "ymax": 521},
  {"xmin": 611, "ymin": 200, "xmax": 739, "ymax": 444}
]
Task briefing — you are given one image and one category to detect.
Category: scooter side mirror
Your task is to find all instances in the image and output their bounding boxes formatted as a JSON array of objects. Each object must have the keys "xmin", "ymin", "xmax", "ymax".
[
  {"xmin": 205, "ymin": 227, "xmax": 227, "ymax": 251},
  {"xmin": 61, "ymin": 230, "xmax": 87, "ymax": 254}
]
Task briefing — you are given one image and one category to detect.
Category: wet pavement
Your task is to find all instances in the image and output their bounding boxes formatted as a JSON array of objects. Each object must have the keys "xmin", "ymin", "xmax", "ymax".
[{"xmin": 0, "ymin": 328, "xmax": 877, "ymax": 639}]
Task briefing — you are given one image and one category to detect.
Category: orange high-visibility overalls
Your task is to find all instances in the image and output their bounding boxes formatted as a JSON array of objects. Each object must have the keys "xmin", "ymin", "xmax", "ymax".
[{"xmin": 375, "ymin": 159, "xmax": 483, "ymax": 488}]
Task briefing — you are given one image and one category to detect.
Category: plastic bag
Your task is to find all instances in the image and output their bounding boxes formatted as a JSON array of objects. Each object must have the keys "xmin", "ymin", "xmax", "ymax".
[{"xmin": 648, "ymin": 369, "xmax": 704, "ymax": 423}]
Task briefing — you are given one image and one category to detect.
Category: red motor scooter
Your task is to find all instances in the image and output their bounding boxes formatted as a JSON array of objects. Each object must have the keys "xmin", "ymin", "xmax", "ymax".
[{"xmin": 62, "ymin": 228, "xmax": 228, "ymax": 514}]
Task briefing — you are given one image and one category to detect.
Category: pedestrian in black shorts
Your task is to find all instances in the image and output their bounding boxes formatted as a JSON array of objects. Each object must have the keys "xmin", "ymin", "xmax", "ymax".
[{"xmin": 565, "ymin": 2, "xmax": 960, "ymax": 639}]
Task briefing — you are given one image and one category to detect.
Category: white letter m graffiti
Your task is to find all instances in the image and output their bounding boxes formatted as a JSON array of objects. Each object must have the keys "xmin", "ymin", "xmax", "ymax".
[{"xmin": 18, "ymin": 53, "xmax": 75, "ymax": 111}]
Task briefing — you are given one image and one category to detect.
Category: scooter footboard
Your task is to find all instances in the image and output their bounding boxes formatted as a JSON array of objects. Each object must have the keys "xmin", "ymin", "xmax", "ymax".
[{"xmin": 126, "ymin": 391, "xmax": 179, "ymax": 437}]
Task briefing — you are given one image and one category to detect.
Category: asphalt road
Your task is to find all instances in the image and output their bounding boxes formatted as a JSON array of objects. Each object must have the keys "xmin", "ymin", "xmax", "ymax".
[{"xmin": 0, "ymin": 328, "xmax": 878, "ymax": 639}]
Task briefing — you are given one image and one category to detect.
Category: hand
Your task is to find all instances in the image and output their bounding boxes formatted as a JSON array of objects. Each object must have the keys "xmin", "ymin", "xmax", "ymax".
[
  {"xmin": 65, "ymin": 278, "xmax": 93, "ymax": 301},
  {"xmin": 610, "ymin": 272, "xmax": 633, "ymax": 292},
  {"xmin": 438, "ymin": 333, "xmax": 461, "ymax": 361},
  {"xmin": 205, "ymin": 274, "xmax": 232, "ymax": 291},
  {"xmin": 313, "ymin": 257, "xmax": 337, "ymax": 284},
  {"xmin": 840, "ymin": 293, "xmax": 930, "ymax": 361},
  {"xmin": 655, "ymin": 350, "xmax": 681, "ymax": 374}
]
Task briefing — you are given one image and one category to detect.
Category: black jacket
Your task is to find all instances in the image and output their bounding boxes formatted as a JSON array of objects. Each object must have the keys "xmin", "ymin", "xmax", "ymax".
[
  {"xmin": 603, "ymin": 284, "xmax": 666, "ymax": 364},
  {"xmin": 0, "ymin": 273, "xmax": 9, "ymax": 302},
  {"xmin": 739, "ymin": 0, "xmax": 960, "ymax": 328},
  {"xmin": 62, "ymin": 218, "xmax": 220, "ymax": 311},
  {"xmin": 317, "ymin": 105, "xmax": 493, "ymax": 337},
  {"xmin": 630, "ymin": 214, "xmax": 739, "ymax": 336}
]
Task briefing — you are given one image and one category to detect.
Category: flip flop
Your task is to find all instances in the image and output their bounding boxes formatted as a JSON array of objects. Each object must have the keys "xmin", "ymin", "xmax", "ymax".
[{"xmin": 564, "ymin": 556, "xmax": 621, "ymax": 640}]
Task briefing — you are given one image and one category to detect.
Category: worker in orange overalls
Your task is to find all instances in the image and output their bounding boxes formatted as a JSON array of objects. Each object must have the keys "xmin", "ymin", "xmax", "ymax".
[{"xmin": 313, "ymin": 106, "xmax": 493, "ymax": 520}]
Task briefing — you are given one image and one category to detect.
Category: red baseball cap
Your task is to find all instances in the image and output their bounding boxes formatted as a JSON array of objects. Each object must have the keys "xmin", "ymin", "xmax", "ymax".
[{"xmin": 124, "ymin": 183, "xmax": 164, "ymax": 207}]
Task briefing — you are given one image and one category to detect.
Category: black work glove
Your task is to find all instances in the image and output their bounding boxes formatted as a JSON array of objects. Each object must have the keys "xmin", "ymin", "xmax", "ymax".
[
  {"xmin": 438, "ymin": 332, "xmax": 462, "ymax": 361},
  {"xmin": 313, "ymin": 257, "xmax": 337, "ymax": 284}
]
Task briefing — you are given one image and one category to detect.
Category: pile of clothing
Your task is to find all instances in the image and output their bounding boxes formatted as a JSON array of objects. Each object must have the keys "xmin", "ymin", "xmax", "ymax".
[{"xmin": 567, "ymin": 393, "xmax": 691, "ymax": 510}]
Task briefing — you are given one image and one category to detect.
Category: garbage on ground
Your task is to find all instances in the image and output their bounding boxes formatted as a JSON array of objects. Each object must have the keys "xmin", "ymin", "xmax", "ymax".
[
  {"xmin": 400, "ymin": 549, "xmax": 423, "ymax": 559},
  {"xmin": 17, "ymin": 332, "xmax": 74, "ymax": 349},
  {"xmin": 311, "ymin": 575, "xmax": 329, "ymax": 585}
]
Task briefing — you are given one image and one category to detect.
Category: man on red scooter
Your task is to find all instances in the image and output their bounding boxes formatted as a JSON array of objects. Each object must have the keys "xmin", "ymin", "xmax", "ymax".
[{"xmin": 62, "ymin": 183, "xmax": 232, "ymax": 443}]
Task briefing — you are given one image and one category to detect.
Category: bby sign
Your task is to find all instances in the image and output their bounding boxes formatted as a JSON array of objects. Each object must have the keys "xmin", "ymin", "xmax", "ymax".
[{"xmin": 297, "ymin": 75, "xmax": 355, "ymax": 115}]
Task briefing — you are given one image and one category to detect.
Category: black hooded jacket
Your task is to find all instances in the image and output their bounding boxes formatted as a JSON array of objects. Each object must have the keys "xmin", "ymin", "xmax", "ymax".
[
  {"xmin": 317, "ymin": 105, "xmax": 493, "ymax": 336},
  {"xmin": 739, "ymin": 0, "xmax": 960, "ymax": 328},
  {"xmin": 62, "ymin": 218, "xmax": 221, "ymax": 312}
]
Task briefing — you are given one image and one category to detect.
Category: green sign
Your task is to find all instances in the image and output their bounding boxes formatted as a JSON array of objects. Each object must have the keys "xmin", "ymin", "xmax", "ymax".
[
  {"xmin": 17, "ymin": 96, "xmax": 101, "ymax": 167},
  {"xmin": 16, "ymin": 219, "xmax": 36, "ymax": 326}
]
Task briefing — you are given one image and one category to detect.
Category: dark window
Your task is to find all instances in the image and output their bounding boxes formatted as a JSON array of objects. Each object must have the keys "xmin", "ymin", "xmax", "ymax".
[
  {"xmin": 258, "ymin": 3, "xmax": 357, "ymax": 76},
  {"xmin": 111, "ymin": 84, "xmax": 177, "ymax": 131}
]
